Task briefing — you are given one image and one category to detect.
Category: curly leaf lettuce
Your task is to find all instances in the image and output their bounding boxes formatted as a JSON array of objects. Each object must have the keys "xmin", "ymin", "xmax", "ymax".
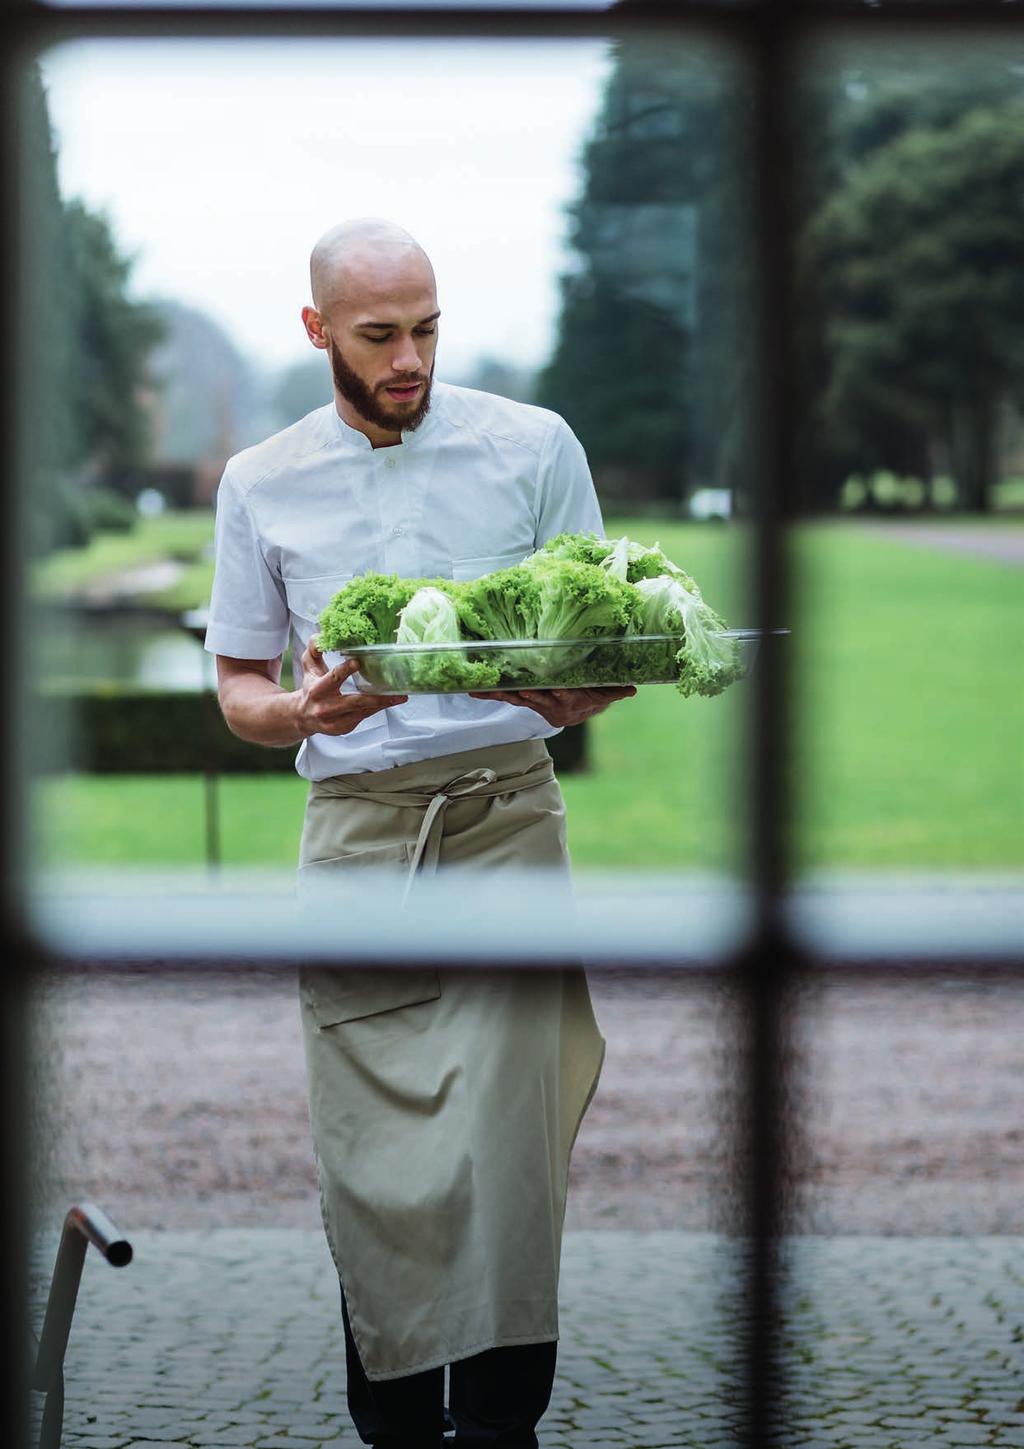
[
  {"xmin": 317, "ymin": 572, "xmax": 420, "ymax": 650},
  {"xmin": 632, "ymin": 575, "xmax": 742, "ymax": 697},
  {"xmin": 599, "ymin": 536, "xmax": 701, "ymax": 589},
  {"xmin": 455, "ymin": 566, "xmax": 542, "ymax": 643},
  {"xmin": 314, "ymin": 536, "xmax": 745, "ymax": 697},
  {"xmin": 526, "ymin": 531, "xmax": 614, "ymax": 570},
  {"xmin": 389, "ymin": 587, "xmax": 502, "ymax": 691}
]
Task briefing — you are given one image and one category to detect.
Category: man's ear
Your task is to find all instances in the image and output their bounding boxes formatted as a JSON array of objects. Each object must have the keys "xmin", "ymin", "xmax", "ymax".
[{"xmin": 301, "ymin": 306, "xmax": 329, "ymax": 350}]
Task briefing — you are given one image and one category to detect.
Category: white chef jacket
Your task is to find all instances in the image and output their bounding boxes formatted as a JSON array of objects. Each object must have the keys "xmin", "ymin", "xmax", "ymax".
[{"xmin": 204, "ymin": 381, "xmax": 604, "ymax": 779}]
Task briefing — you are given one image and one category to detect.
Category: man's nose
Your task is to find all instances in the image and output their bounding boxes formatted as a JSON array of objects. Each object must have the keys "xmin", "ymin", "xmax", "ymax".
[{"xmin": 392, "ymin": 335, "xmax": 421, "ymax": 373}]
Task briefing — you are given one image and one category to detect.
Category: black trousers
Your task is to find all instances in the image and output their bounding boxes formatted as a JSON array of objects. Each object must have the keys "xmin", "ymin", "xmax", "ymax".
[{"xmin": 341, "ymin": 1283, "xmax": 558, "ymax": 1449}]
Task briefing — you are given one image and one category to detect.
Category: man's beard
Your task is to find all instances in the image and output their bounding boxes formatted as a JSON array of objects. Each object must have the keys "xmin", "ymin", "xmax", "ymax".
[{"xmin": 328, "ymin": 338, "xmax": 433, "ymax": 434}]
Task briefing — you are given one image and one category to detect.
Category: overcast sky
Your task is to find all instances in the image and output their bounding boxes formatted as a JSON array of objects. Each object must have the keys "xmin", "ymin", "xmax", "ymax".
[{"xmin": 40, "ymin": 37, "xmax": 613, "ymax": 380}]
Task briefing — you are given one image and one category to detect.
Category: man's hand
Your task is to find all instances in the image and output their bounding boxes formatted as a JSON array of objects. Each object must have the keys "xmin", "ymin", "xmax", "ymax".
[
  {"xmin": 296, "ymin": 638, "xmax": 407, "ymax": 737},
  {"xmin": 466, "ymin": 684, "xmax": 636, "ymax": 728}
]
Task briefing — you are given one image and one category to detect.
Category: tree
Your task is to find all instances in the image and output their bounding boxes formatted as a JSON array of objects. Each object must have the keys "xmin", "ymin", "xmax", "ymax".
[
  {"xmin": 148, "ymin": 299, "xmax": 273, "ymax": 460},
  {"xmin": 803, "ymin": 102, "xmax": 1024, "ymax": 511},
  {"xmin": 18, "ymin": 63, "xmax": 166, "ymax": 550},
  {"xmin": 63, "ymin": 199, "xmax": 166, "ymax": 489},
  {"xmin": 537, "ymin": 40, "xmax": 750, "ymax": 509},
  {"xmin": 17, "ymin": 61, "xmax": 80, "ymax": 550},
  {"xmin": 544, "ymin": 41, "xmax": 1024, "ymax": 512},
  {"xmin": 455, "ymin": 356, "xmax": 536, "ymax": 405},
  {"xmin": 271, "ymin": 356, "xmax": 333, "ymax": 430},
  {"xmin": 794, "ymin": 54, "xmax": 1024, "ymax": 509}
]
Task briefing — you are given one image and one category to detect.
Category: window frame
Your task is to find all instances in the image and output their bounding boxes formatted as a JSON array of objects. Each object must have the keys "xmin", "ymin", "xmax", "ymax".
[{"xmin": 3, "ymin": 4, "xmax": 1022, "ymax": 1448}]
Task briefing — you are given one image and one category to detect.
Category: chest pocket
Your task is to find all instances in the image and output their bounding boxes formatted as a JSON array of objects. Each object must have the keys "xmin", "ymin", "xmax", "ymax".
[
  {"xmin": 284, "ymin": 573, "xmax": 353, "ymax": 628},
  {"xmin": 450, "ymin": 550, "xmax": 529, "ymax": 582}
]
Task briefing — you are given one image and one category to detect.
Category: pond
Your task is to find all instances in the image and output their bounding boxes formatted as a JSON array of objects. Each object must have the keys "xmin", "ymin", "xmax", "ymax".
[{"xmin": 41, "ymin": 607, "xmax": 216, "ymax": 691}]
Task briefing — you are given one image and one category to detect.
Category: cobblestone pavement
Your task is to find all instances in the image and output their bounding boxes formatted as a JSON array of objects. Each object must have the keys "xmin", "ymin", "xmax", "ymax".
[{"xmin": 28, "ymin": 1230, "xmax": 1024, "ymax": 1449}]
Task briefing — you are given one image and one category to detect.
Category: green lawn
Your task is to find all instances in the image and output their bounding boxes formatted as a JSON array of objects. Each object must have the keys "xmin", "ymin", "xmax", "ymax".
[
  {"xmin": 994, "ymin": 477, "xmax": 1024, "ymax": 511},
  {"xmin": 31, "ymin": 510, "xmax": 214, "ymax": 601},
  {"xmin": 32, "ymin": 520, "xmax": 1023, "ymax": 872},
  {"xmin": 572, "ymin": 518, "xmax": 1022, "ymax": 869},
  {"xmin": 33, "ymin": 774, "xmax": 310, "ymax": 868},
  {"xmin": 791, "ymin": 523, "xmax": 1022, "ymax": 868}
]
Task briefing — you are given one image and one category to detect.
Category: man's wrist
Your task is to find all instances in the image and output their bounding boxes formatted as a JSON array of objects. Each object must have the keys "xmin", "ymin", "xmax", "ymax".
[{"xmin": 289, "ymin": 688, "xmax": 310, "ymax": 742}]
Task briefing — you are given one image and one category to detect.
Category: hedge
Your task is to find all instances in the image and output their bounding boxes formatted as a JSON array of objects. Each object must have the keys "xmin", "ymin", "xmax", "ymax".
[{"xmin": 42, "ymin": 690, "xmax": 588, "ymax": 776}]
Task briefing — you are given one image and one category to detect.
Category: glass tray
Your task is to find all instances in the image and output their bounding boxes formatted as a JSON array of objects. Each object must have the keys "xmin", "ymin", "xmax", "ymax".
[{"xmin": 321, "ymin": 630, "xmax": 786, "ymax": 695}]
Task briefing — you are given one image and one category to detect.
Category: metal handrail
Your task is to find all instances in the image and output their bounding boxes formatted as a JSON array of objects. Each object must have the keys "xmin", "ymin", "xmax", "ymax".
[{"xmin": 31, "ymin": 1203, "xmax": 132, "ymax": 1449}]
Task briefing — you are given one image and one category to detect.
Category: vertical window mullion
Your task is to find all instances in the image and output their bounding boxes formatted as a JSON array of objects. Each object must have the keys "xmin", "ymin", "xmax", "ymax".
[{"xmin": 743, "ymin": 7, "xmax": 800, "ymax": 1446}]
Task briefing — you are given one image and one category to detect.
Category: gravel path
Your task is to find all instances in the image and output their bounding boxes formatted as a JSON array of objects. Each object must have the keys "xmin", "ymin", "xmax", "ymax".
[
  {"xmin": 857, "ymin": 521, "xmax": 1024, "ymax": 566},
  {"xmin": 28, "ymin": 966, "xmax": 1024, "ymax": 1237}
]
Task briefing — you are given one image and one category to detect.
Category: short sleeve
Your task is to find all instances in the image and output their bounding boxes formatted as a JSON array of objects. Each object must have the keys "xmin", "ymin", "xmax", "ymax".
[
  {"xmin": 533, "ymin": 415, "xmax": 605, "ymax": 547},
  {"xmin": 203, "ymin": 466, "xmax": 291, "ymax": 660}
]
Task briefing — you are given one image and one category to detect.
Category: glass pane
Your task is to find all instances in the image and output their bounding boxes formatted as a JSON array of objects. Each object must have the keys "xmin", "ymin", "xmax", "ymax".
[
  {"xmin": 784, "ymin": 970, "xmax": 1024, "ymax": 1444},
  {"xmin": 21, "ymin": 27, "xmax": 756, "ymax": 1449},
  {"xmin": 784, "ymin": 30, "xmax": 1024, "ymax": 1442},
  {"xmin": 790, "ymin": 34, "xmax": 1024, "ymax": 959},
  {"xmin": 24, "ymin": 31, "xmax": 756, "ymax": 959},
  {"xmin": 30, "ymin": 964, "xmax": 747, "ymax": 1444}
]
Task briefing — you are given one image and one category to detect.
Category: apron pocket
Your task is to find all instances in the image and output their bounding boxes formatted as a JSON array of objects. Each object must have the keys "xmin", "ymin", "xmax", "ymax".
[
  {"xmin": 303, "ymin": 966, "xmax": 442, "ymax": 1029},
  {"xmin": 297, "ymin": 842, "xmax": 441, "ymax": 1027}
]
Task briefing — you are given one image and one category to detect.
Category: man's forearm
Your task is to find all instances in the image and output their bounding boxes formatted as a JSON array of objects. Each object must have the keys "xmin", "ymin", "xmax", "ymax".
[{"xmin": 218, "ymin": 672, "xmax": 307, "ymax": 748}]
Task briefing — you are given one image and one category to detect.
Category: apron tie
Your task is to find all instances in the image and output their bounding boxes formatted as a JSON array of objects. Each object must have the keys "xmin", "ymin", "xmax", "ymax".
[{"xmin": 313, "ymin": 757, "xmax": 554, "ymax": 908}]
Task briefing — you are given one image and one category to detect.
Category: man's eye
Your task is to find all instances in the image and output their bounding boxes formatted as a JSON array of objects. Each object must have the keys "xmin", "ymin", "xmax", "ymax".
[{"xmin": 414, "ymin": 327, "xmax": 437, "ymax": 337}]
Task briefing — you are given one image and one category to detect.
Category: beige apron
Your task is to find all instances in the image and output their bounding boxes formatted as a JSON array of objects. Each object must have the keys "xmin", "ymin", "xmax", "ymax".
[{"xmin": 296, "ymin": 738, "xmax": 606, "ymax": 1381}]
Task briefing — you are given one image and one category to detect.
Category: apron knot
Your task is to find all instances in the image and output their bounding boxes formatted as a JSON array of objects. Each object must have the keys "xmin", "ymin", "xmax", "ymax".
[
  {"xmin": 311, "ymin": 750, "xmax": 554, "ymax": 911},
  {"xmin": 442, "ymin": 767, "xmax": 498, "ymax": 799},
  {"xmin": 404, "ymin": 767, "xmax": 502, "ymax": 905}
]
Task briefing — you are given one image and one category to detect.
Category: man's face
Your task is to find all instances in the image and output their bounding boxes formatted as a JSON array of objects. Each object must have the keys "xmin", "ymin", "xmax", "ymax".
[
  {"xmin": 320, "ymin": 256, "xmax": 439, "ymax": 438},
  {"xmin": 327, "ymin": 332, "xmax": 435, "ymax": 436}
]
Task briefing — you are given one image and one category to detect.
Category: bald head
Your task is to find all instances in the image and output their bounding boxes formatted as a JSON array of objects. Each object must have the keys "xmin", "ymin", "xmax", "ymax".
[
  {"xmin": 303, "ymin": 218, "xmax": 440, "ymax": 445},
  {"xmin": 309, "ymin": 218, "xmax": 434, "ymax": 315}
]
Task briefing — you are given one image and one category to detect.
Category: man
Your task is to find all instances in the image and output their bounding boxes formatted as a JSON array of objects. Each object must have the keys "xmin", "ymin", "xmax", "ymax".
[{"xmin": 204, "ymin": 218, "xmax": 634, "ymax": 1449}]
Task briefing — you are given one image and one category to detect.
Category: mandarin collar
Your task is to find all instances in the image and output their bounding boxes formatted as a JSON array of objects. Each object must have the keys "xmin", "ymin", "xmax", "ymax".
[{"xmin": 330, "ymin": 385, "xmax": 443, "ymax": 453}]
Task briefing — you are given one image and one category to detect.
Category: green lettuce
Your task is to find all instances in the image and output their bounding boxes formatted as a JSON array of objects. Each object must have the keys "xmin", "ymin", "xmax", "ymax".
[
  {"xmin": 599, "ymin": 536, "xmax": 701, "ymax": 590},
  {"xmin": 315, "ymin": 535, "xmax": 744, "ymax": 697},
  {"xmin": 455, "ymin": 566, "xmax": 543, "ymax": 643},
  {"xmin": 317, "ymin": 572, "xmax": 421, "ymax": 650},
  {"xmin": 513, "ymin": 556, "xmax": 642, "ymax": 682},
  {"xmin": 389, "ymin": 586, "xmax": 501, "ymax": 691},
  {"xmin": 632, "ymin": 574, "xmax": 743, "ymax": 697},
  {"xmin": 526, "ymin": 531, "xmax": 614, "ymax": 570}
]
